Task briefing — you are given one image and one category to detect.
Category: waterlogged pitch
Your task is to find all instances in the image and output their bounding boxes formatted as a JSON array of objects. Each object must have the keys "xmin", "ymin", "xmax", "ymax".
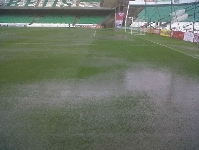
[{"xmin": 1, "ymin": 28, "xmax": 199, "ymax": 150}]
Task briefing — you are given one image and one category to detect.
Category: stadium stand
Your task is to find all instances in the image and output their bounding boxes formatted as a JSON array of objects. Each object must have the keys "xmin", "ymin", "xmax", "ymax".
[
  {"xmin": 0, "ymin": 13, "xmax": 106, "ymax": 27},
  {"xmin": 101, "ymin": 0, "xmax": 118, "ymax": 8},
  {"xmin": 5, "ymin": 0, "xmax": 36, "ymax": 7},
  {"xmin": 0, "ymin": 0, "xmax": 3, "ymax": 6},
  {"xmin": 4, "ymin": 0, "xmax": 72, "ymax": 7},
  {"xmin": 35, "ymin": 15, "xmax": 75, "ymax": 23},
  {"xmin": 77, "ymin": 16, "xmax": 105, "ymax": 24},
  {"xmin": 0, "ymin": 0, "xmax": 113, "ymax": 27},
  {"xmin": 2, "ymin": 0, "xmax": 101, "ymax": 7},
  {"xmin": 0, "ymin": 15, "xmax": 35, "ymax": 23},
  {"xmin": 136, "ymin": 3, "xmax": 199, "ymax": 23},
  {"xmin": 1, "ymin": 0, "xmax": 198, "ymax": 30},
  {"xmin": 122, "ymin": 1, "xmax": 199, "ymax": 33}
]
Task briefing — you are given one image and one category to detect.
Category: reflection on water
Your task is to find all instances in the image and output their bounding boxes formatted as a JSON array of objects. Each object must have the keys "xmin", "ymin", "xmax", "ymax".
[
  {"xmin": 125, "ymin": 68, "xmax": 172, "ymax": 100},
  {"xmin": 125, "ymin": 67, "xmax": 199, "ymax": 149},
  {"xmin": 1, "ymin": 63, "xmax": 199, "ymax": 149},
  {"xmin": 2, "ymin": 66, "xmax": 199, "ymax": 104},
  {"xmin": 125, "ymin": 67, "xmax": 199, "ymax": 104}
]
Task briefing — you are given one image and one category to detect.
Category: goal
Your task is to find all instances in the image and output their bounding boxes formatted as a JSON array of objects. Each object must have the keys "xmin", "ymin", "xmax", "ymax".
[
  {"xmin": 125, "ymin": 17, "xmax": 146, "ymax": 35},
  {"xmin": 124, "ymin": 3, "xmax": 146, "ymax": 35}
]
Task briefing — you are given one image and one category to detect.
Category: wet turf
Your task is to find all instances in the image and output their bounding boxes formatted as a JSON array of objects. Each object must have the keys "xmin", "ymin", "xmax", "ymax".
[{"xmin": 0, "ymin": 28, "xmax": 199, "ymax": 150}]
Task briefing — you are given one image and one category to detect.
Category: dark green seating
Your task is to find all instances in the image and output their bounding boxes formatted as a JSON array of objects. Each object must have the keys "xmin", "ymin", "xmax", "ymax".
[
  {"xmin": 77, "ymin": 16, "xmax": 105, "ymax": 24},
  {"xmin": 35, "ymin": 15, "xmax": 75, "ymax": 23},
  {"xmin": 0, "ymin": 15, "xmax": 35, "ymax": 23}
]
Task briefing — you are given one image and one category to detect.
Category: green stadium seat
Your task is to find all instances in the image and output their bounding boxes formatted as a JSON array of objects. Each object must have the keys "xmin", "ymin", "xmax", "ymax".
[
  {"xmin": 136, "ymin": 3, "xmax": 198, "ymax": 23},
  {"xmin": 0, "ymin": 15, "xmax": 35, "ymax": 23},
  {"xmin": 77, "ymin": 16, "xmax": 105, "ymax": 24},
  {"xmin": 35, "ymin": 15, "xmax": 75, "ymax": 23}
]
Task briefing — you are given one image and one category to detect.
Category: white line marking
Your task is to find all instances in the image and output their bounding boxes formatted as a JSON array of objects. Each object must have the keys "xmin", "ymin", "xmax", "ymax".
[
  {"xmin": 138, "ymin": 36, "xmax": 199, "ymax": 60},
  {"xmin": 93, "ymin": 31, "xmax": 96, "ymax": 37},
  {"xmin": 11, "ymin": 43, "xmax": 159, "ymax": 47}
]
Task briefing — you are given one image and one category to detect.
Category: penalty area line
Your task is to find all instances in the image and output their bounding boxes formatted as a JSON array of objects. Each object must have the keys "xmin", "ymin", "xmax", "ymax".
[{"xmin": 138, "ymin": 36, "xmax": 199, "ymax": 60}]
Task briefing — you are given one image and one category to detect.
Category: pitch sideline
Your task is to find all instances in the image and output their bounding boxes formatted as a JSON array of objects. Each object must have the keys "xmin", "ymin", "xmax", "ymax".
[{"xmin": 138, "ymin": 36, "xmax": 199, "ymax": 60}]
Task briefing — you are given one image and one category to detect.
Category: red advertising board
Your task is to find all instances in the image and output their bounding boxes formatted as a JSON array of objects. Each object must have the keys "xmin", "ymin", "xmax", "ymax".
[
  {"xmin": 170, "ymin": 31, "xmax": 184, "ymax": 40},
  {"xmin": 115, "ymin": 12, "xmax": 125, "ymax": 28},
  {"xmin": 153, "ymin": 28, "xmax": 161, "ymax": 35}
]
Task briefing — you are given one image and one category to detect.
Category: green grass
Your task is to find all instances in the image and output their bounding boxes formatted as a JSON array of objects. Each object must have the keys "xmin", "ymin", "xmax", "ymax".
[
  {"xmin": 1, "ymin": 28, "xmax": 199, "ymax": 150},
  {"xmin": 1, "ymin": 28, "xmax": 199, "ymax": 83}
]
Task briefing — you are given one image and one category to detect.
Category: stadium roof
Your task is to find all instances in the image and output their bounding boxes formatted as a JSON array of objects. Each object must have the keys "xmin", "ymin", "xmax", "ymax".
[
  {"xmin": 0, "ymin": 7, "xmax": 114, "ymax": 15},
  {"xmin": 0, "ymin": 6, "xmax": 114, "ymax": 10},
  {"xmin": 128, "ymin": 0, "xmax": 199, "ymax": 6}
]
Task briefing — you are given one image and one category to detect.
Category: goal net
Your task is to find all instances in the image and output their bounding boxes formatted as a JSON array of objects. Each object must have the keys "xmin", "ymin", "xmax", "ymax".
[
  {"xmin": 124, "ymin": 3, "xmax": 146, "ymax": 35},
  {"xmin": 125, "ymin": 17, "xmax": 146, "ymax": 35}
]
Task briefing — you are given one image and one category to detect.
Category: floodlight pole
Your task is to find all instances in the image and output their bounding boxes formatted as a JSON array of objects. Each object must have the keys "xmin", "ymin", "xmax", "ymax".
[
  {"xmin": 193, "ymin": 1, "xmax": 196, "ymax": 33},
  {"xmin": 145, "ymin": 0, "xmax": 146, "ymax": 28},
  {"xmin": 131, "ymin": 17, "xmax": 133, "ymax": 34},
  {"xmin": 125, "ymin": 3, "xmax": 130, "ymax": 32},
  {"xmin": 170, "ymin": 0, "xmax": 173, "ymax": 30},
  {"xmin": 115, "ymin": 7, "xmax": 116, "ymax": 28}
]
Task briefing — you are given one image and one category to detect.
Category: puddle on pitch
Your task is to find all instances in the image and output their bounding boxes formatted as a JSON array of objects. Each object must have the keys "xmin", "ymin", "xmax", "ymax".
[
  {"xmin": 1, "ymin": 63, "xmax": 199, "ymax": 108},
  {"xmin": 2, "ymin": 62, "xmax": 199, "ymax": 112},
  {"xmin": 1, "ymin": 63, "xmax": 199, "ymax": 149}
]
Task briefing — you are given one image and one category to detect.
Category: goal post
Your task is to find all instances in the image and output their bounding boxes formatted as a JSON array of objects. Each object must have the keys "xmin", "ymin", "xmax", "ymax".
[
  {"xmin": 126, "ymin": 17, "xmax": 146, "ymax": 35},
  {"xmin": 124, "ymin": 3, "xmax": 146, "ymax": 35}
]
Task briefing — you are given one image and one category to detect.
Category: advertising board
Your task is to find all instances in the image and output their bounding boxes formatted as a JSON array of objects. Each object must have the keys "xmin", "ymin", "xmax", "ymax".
[
  {"xmin": 170, "ymin": 31, "xmax": 184, "ymax": 40},
  {"xmin": 129, "ymin": 0, "xmax": 198, "ymax": 5},
  {"xmin": 193, "ymin": 34, "xmax": 199, "ymax": 44},
  {"xmin": 115, "ymin": 13, "xmax": 125, "ymax": 28},
  {"xmin": 153, "ymin": 28, "xmax": 161, "ymax": 35},
  {"xmin": 160, "ymin": 29, "xmax": 171, "ymax": 37},
  {"xmin": 183, "ymin": 32, "xmax": 194, "ymax": 42}
]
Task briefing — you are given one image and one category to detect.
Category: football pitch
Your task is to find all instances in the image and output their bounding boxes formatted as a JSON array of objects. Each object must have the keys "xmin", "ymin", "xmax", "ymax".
[{"xmin": 1, "ymin": 27, "xmax": 199, "ymax": 150}]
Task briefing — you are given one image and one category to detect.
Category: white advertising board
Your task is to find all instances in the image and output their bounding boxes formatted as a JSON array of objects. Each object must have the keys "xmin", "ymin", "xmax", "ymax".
[
  {"xmin": 129, "ymin": 0, "xmax": 199, "ymax": 5},
  {"xmin": 183, "ymin": 32, "xmax": 194, "ymax": 42}
]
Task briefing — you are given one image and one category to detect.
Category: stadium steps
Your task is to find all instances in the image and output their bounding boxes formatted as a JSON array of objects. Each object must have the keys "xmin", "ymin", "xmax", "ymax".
[
  {"xmin": 35, "ymin": 0, "xmax": 41, "ymax": 7},
  {"xmin": 73, "ymin": 16, "xmax": 80, "ymax": 26},
  {"xmin": 102, "ymin": 13, "xmax": 115, "ymax": 28},
  {"xmin": 98, "ymin": 12, "xmax": 114, "ymax": 27},
  {"xmin": 106, "ymin": 18, "xmax": 114, "ymax": 28},
  {"xmin": 29, "ymin": 16, "xmax": 41, "ymax": 25}
]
